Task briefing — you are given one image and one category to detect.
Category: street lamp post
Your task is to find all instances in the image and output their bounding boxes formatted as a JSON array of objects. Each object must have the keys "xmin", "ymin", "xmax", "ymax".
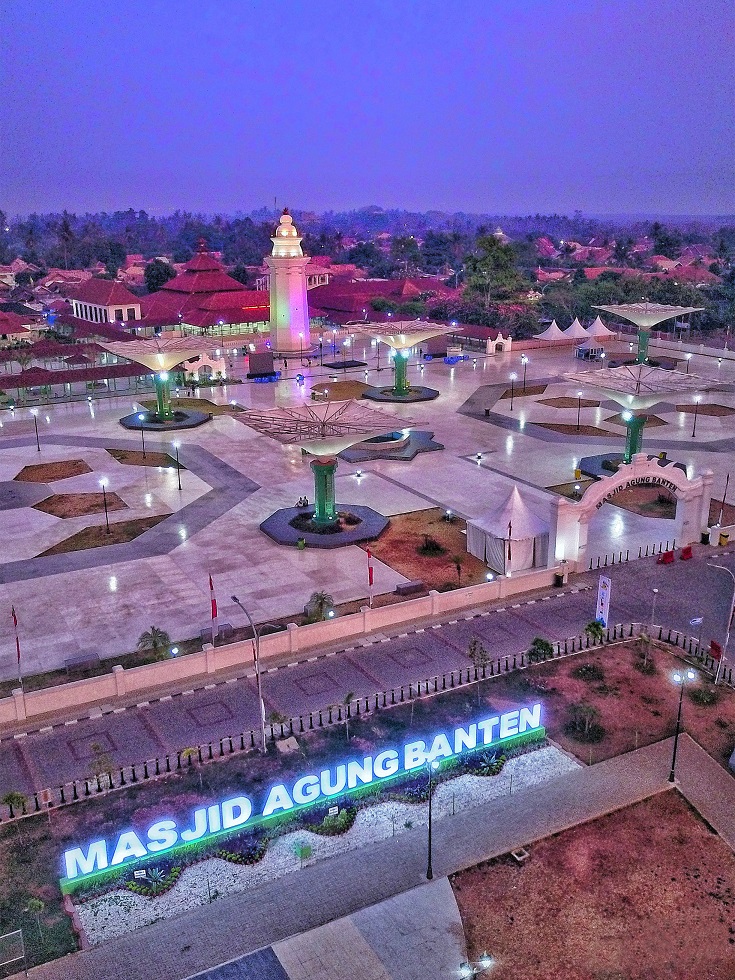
[
  {"xmin": 669, "ymin": 668, "xmax": 696, "ymax": 782},
  {"xmin": 99, "ymin": 478, "xmax": 110, "ymax": 534},
  {"xmin": 137, "ymin": 414, "xmax": 147, "ymax": 457},
  {"xmin": 686, "ymin": 353, "xmax": 692, "ymax": 374},
  {"xmin": 509, "ymin": 373, "xmax": 517, "ymax": 411},
  {"xmin": 231, "ymin": 596, "xmax": 267, "ymax": 753},
  {"xmin": 299, "ymin": 332, "xmax": 303, "ymax": 364},
  {"xmin": 173, "ymin": 441, "xmax": 182, "ymax": 491},
  {"xmin": 576, "ymin": 391, "xmax": 583, "ymax": 433},
  {"xmin": 521, "ymin": 354, "xmax": 528, "ymax": 393},
  {"xmin": 651, "ymin": 588, "xmax": 659, "ymax": 628},
  {"xmin": 426, "ymin": 759, "xmax": 439, "ymax": 880},
  {"xmin": 31, "ymin": 410, "xmax": 40, "ymax": 452},
  {"xmin": 691, "ymin": 395, "xmax": 701, "ymax": 438}
]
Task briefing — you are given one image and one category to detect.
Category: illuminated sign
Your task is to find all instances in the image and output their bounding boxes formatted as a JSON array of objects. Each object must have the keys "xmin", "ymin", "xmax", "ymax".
[
  {"xmin": 62, "ymin": 703, "xmax": 542, "ymax": 883},
  {"xmin": 595, "ymin": 475, "xmax": 678, "ymax": 510}
]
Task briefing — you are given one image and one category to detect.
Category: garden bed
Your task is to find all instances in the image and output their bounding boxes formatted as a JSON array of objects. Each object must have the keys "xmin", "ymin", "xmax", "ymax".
[
  {"xmin": 39, "ymin": 515, "xmax": 167, "ymax": 555},
  {"xmin": 139, "ymin": 398, "xmax": 241, "ymax": 416},
  {"xmin": 14, "ymin": 460, "xmax": 91, "ymax": 482},
  {"xmin": 105, "ymin": 448, "xmax": 184, "ymax": 469},
  {"xmin": 358, "ymin": 508, "xmax": 489, "ymax": 591},
  {"xmin": 452, "ymin": 791, "xmax": 735, "ymax": 979},
  {"xmin": 33, "ymin": 491, "xmax": 127, "ymax": 519}
]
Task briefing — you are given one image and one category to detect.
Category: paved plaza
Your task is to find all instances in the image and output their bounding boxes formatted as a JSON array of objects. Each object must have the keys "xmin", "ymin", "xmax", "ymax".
[{"xmin": 0, "ymin": 337, "xmax": 733, "ymax": 678}]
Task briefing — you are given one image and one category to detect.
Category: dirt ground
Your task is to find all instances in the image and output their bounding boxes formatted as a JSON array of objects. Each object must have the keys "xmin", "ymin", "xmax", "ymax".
[
  {"xmin": 139, "ymin": 397, "xmax": 242, "ymax": 416},
  {"xmin": 14, "ymin": 459, "xmax": 91, "ymax": 482},
  {"xmin": 538, "ymin": 396, "xmax": 600, "ymax": 409},
  {"xmin": 499, "ymin": 384, "xmax": 547, "ymax": 399},
  {"xmin": 359, "ymin": 508, "xmax": 490, "ymax": 590},
  {"xmin": 709, "ymin": 498, "xmax": 735, "ymax": 526},
  {"xmin": 105, "ymin": 448, "xmax": 183, "ymax": 469},
  {"xmin": 535, "ymin": 422, "xmax": 612, "ymax": 437},
  {"xmin": 608, "ymin": 485, "xmax": 677, "ymax": 519},
  {"xmin": 39, "ymin": 515, "xmax": 166, "ymax": 555},
  {"xmin": 676, "ymin": 403, "xmax": 735, "ymax": 417},
  {"xmin": 606, "ymin": 412, "xmax": 668, "ymax": 427},
  {"xmin": 547, "ymin": 479, "xmax": 596, "ymax": 500},
  {"xmin": 33, "ymin": 491, "xmax": 127, "ymax": 519},
  {"xmin": 452, "ymin": 791, "xmax": 735, "ymax": 980},
  {"xmin": 310, "ymin": 380, "xmax": 370, "ymax": 399},
  {"xmin": 481, "ymin": 639, "xmax": 735, "ymax": 768}
]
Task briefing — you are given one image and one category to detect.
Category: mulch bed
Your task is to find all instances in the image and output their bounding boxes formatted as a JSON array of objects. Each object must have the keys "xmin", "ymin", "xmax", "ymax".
[
  {"xmin": 39, "ymin": 515, "xmax": 166, "ymax": 555},
  {"xmin": 537, "ymin": 396, "xmax": 600, "ymax": 409},
  {"xmin": 14, "ymin": 460, "xmax": 91, "ymax": 482},
  {"xmin": 106, "ymin": 448, "xmax": 185, "ymax": 469},
  {"xmin": 675, "ymin": 403, "xmax": 735, "ymax": 417},
  {"xmin": 534, "ymin": 422, "xmax": 612, "ymax": 437},
  {"xmin": 709, "ymin": 498, "xmax": 735, "ymax": 526},
  {"xmin": 33, "ymin": 492, "xmax": 127, "ymax": 519},
  {"xmin": 139, "ymin": 398, "xmax": 242, "ymax": 416},
  {"xmin": 452, "ymin": 792, "xmax": 735, "ymax": 980},
  {"xmin": 547, "ymin": 479, "xmax": 596, "ymax": 499},
  {"xmin": 499, "ymin": 384, "xmax": 547, "ymax": 399},
  {"xmin": 310, "ymin": 380, "xmax": 371, "ymax": 399},
  {"xmin": 606, "ymin": 412, "xmax": 668, "ymax": 427}
]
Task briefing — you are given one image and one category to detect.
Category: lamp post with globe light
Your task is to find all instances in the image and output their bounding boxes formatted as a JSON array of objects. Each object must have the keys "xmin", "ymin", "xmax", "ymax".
[
  {"xmin": 669, "ymin": 668, "xmax": 696, "ymax": 782},
  {"xmin": 576, "ymin": 391, "xmax": 583, "ymax": 432},
  {"xmin": 137, "ymin": 414, "xmax": 147, "ymax": 457},
  {"xmin": 509, "ymin": 373, "xmax": 517, "ymax": 411},
  {"xmin": 691, "ymin": 395, "xmax": 701, "ymax": 439},
  {"xmin": 521, "ymin": 354, "xmax": 528, "ymax": 393},
  {"xmin": 172, "ymin": 441, "xmax": 182, "ymax": 491},
  {"xmin": 231, "ymin": 596, "xmax": 267, "ymax": 753},
  {"xmin": 99, "ymin": 478, "xmax": 110, "ymax": 534},
  {"xmin": 426, "ymin": 758, "xmax": 439, "ymax": 880}
]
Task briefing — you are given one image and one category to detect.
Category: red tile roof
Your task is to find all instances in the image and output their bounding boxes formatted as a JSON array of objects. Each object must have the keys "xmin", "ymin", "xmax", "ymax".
[
  {"xmin": 69, "ymin": 278, "xmax": 140, "ymax": 307},
  {"xmin": 0, "ymin": 311, "xmax": 31, "ymax": 335}
]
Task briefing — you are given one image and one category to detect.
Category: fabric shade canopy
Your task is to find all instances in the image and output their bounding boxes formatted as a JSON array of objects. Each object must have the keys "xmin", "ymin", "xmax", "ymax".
[
  {"xmin": 562, "ymin": 318, "xmax": 589, "ymax": 339},
  {"xmin": 586, "ymin": 316, "xmax": 615, "ymax": 339},
  {"xmin": 466, "ymin": 486, "xmax": 549, "ymax": 574},
  {"xmin": 535, "ymin": 320, "xmax": 566, "ymax": 341}
]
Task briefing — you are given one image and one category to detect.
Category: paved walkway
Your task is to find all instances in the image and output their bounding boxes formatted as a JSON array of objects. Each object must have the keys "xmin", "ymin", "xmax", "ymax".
[{"xmin": 18, "ymin": 735, "xmax": 735, "ymax": 980}]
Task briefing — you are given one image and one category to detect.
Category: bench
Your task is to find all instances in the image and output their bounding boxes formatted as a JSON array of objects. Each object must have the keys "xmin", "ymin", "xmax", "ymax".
[
  {"xmin": 395, "ymin": 580, "xmax": 425, "ymax": 596},
  {"xmin": 656, "ymin": 549, "xmax": 675, "ymax": 564},
  {"xmin": 680, "ymin": 544, "xmax": 693, "ymax": 560},
  {"xmin": 64, "ymin": 653, "xmax": 101, "ymax": 674}
]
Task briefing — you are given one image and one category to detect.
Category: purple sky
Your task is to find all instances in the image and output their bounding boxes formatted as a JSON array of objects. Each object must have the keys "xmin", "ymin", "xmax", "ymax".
[{"xmin": 1, "ymin": 0, "xmax": 733, "ymax": 216}]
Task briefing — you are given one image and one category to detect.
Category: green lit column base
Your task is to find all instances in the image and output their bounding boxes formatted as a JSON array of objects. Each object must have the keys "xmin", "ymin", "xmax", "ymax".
[
  {"xmin": 310, "ymin": 457, "xmax": 339, "ymax": 525},
  {"xmin": 636, "ymin": 329, "xmax": 650, "ymax": 364},
  {"xmin": 623, "ymin": 414, "xmax": 646, "ymax": 463},
  {"xmin": 392, "ymin": 352, "xmax": 410, "ymax": 396},
  {"xmin": 154, "ymin": 374, "xmax": 174, "ymax": 421}
]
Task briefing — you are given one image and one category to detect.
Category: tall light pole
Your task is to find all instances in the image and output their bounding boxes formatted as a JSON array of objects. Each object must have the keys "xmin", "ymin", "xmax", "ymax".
[
  {"xmin": 99, "ymin": 478, "xmax": 110, "ymax": 534},
  {"xmin": 426, "ymin": 758, "xmax": 439, "ymax": 880},
  {"xmin": 30, "ymin": 409, "xmax": 40, "ymax": 452},
  {"xmin": 576, "ymin": 390, "xmax": 583, "ymax": 433},
  {"xmin": 686, "ymin": 353, "xmax": 692, "ymax": 374},
  {"xmin": 651, "ymin": 588, "xmax": 659, "ymax": 628},
  {"xmin": 231, "ymin": 595, "xmax": 267, "ymax": 753},
  {"xmin": 669, "ymin": 668, "xmax": 696, "ymax": 782},
  {"xmin": 509, "ymin": 372, "xmax": 517, "ymax": 411},
  {"xmin": 521, "ymin": 354, "xmax": 528, "ymax": 393},
  {"xmin": 709, "ymin": 562, "xmax": 735, "ymax": 684},
  {"xmin": 137, "ymin": 414, "xmax": 147, "ymax": 457},
  {"xmin": 691, "ymin": 395, "xmax": 701, "ymax": 438},
  {"xmin": 173, "ymin": 441, "xmax": 182, "ymax": 491},
  {"xmin": 299, "ymin": 332, "xmax": 303, "ymax": 364}
]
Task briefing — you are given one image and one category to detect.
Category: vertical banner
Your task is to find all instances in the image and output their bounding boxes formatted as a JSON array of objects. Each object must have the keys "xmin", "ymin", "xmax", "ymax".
[
  {"xmin": 596, "ymin": 575, "xmax": 611, "ymax": 627},
  {"xmin": 209, "ymin": 574, "xmax": 218, "ymax": 646}
]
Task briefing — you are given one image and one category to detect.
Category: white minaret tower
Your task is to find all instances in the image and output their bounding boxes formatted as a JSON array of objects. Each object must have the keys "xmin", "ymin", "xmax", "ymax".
[{"xmin": 266, "ymin": 209, "xmax": 311, "ymax": 354}]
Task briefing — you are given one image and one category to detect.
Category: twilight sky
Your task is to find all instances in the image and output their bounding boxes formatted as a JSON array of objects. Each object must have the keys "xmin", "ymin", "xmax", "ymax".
[{"xmin": 1, "ymin": 0, "xmax": 733, "ymax": 217}]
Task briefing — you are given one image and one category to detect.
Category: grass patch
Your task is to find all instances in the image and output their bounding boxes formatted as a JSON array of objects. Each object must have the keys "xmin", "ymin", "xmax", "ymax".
[{"xmin": 38, "ymin": 515, "xmax": 166, "ymax": 556}]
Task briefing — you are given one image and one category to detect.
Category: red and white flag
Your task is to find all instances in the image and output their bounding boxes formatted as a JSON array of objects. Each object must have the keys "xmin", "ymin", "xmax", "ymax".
[
  {"xmin": 209, "ymin": 575, "xmax": 218, "ymax": 645},
  {"xmin": 367, "ymin": 549, "xmax": 374, "ymax": 607},
  {"xmin": 507, "ymin": 521, "xmax": 513, "ymax": 565}
]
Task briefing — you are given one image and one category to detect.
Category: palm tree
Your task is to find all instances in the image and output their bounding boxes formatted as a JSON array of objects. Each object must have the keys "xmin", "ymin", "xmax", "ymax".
[
  {"xmin": 467, "ymin": 637, "xmax": 491, "ymax": 703},
  {"xmin": 451, "ymin": 554, "xmax": 465, "ymax": 586},
  {"xmin": 25, "ymin": 897, "xmax": 44, "ymax": 940},
  {"xmin": 308, "ymin": 591, "xmax": 334, "ymax": 622},
  {"xmin": 137, "ymin": 626, "xmax": 171, "ymax": 659},
  {"xmin": 584, "ymin": 621, "xmax": 605, "ymax": 644}
]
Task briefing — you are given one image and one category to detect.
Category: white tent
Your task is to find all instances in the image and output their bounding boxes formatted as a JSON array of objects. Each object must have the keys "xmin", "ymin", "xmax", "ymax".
[
  {"xmin": 466, "ymin": 486, "xmax": 550, "ymax": 574},
  {"xmin": 562, "ymin": 318, "xmax": 589, "ymax": 339},
  {"xmin": 586, "ymin": 316, "xmax": 616, "ymax": 339},
  {"xmin": 575, "ymin": 337, "xmax": 605, "ymax": 360},
  {"xmin": 535, "ymin": 320, "xmax": 566, "ymax": 341}
]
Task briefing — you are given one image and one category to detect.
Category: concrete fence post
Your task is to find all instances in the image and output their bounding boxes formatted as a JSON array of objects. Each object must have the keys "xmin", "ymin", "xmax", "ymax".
[
  {"xmin": 11, "ymin": 688, "xmax": 26, "ymax": 722},
  {"xmin": 203, "ymin": 643, "xmax": 216, "ymax": 674},
  {"xmin": 112, "ymin": 664, "xmax": 126, "ymax": 697},
  {"xmin": 287, "ymin": 622, "xmax": 299, "ymax": 654},
  {"xmin": 429, "ymin": 589, "xmax": 440, "ymax": 616}
]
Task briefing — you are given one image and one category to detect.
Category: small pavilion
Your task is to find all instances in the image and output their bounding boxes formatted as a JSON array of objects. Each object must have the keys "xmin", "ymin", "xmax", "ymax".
[
  {"xmin": 593, "ymin": 302, "xmax": 703, "ymax": 364},
  {"xmin": 358, "ymin": 320, "xmax": 456, "ymax": 402}
]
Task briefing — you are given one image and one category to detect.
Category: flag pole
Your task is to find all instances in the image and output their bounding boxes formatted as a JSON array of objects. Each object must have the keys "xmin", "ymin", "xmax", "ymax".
[
  {"xmin": 367, "ymin": 549, "xmax": 374, "ymax": 608},
  {"xmin": 718, "ymin": 472, "xmax": 730, "ymax": 527},
  {"xmin": 12, "ymin": 606, "xmax": 22, "ymax": 692},
  {"xmin": 209, "ymin": 574, "xmax": 218, "ymax": 647}
]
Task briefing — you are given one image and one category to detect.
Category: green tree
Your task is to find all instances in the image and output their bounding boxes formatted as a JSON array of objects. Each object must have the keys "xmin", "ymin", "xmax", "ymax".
[
  {"xmin": 25, "ymin": 897, "xmax": 45, "ymax": 940},
  {"xmin": 451, "ymin": 554, "xmax": 465, "ymax": 585},
  {"xmin": 137, "ymin": 626, "xmax": 172, "ymax": 659},
  {"xmin": 144, "ymin": 258, "xmax": 177, "ymax": 293},
  {"xmin": 528, "ymin": 637, "xmax": 554, "ymax": 663},
  {"xmin": 306, "ymin": 591, "xmax": 334, "ymax": 622},
  {"xmin": 467, "ymin": 637, "xmax": 491, "ymax": 703},
  {"xmin": 390, "ymin": 235, "xmax": 422, "ymax": 275},
  {"xmin": 584, "ymin": 621, "xmax": 605, "ymax": 644},
  {"xmin": 569, "ymin": 701, "xmax": 600, "ymax": 737},
  {"xmin": 2, "ymin": 791, "xmax": 27, "ymax": 842},
  {"xmin": 464, "ymin": 235, "xmax": 525, "ymax": 306}
]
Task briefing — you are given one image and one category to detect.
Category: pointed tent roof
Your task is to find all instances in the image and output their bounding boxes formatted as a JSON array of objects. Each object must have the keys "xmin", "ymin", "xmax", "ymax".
[
  {"xmin": 469, "ymin": 486, "xmax": 548, "ymax": 540},
  {"xmin": 592, "ymin": 302, "xmax": 703, "ymax": 329},
  {"xmin": 586, "ymin": 315, "xmax": 615, "ymax": 339},
  {"xmin": 535, "ymin": 319, "xmax": 565, "ymax": 341},
  {"xmin": 562, "ymin": 318, "xmax": 589, "ymax": 339}
]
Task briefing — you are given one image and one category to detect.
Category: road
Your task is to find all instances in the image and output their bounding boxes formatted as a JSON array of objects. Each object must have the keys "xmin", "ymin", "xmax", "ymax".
[{"xmin": 0, "ymin": 550, "xmax": 733, "ymax": 797}]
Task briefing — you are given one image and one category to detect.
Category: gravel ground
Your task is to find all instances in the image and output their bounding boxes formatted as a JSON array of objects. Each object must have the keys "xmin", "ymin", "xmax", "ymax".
[{"xmin": 76, "ymin": 746, "xmax": 579, "ymax": 945}]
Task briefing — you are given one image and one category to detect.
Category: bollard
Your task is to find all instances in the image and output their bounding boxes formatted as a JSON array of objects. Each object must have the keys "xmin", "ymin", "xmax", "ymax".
[{"xmin": 144, "ymin": 762, "xmax": 150, "ymax": 778}]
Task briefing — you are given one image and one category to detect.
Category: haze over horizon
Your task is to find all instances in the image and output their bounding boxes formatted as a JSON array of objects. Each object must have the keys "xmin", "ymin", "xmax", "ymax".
[{"xmin": 1, "ymin": 0, "xmax": 733, "ymax": 218}]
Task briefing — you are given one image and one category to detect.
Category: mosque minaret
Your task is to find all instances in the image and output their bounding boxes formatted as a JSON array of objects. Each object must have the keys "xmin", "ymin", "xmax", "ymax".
[{"xmin": 265, "ymin": 208, "xmax": 312, "ymax": 353}]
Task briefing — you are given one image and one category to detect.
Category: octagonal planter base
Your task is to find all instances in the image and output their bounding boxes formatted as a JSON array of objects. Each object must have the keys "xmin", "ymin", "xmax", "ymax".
[
  {"xmin": 120, "ymin": 410, "xmax": 213, "ymax": 431},
  {"xmin": 361, "ymin": 385, "xmax": 440, "ymax": 403},
  {"xmin": 260, "ymin": 504, "xmax": 389, "ymax": 548}
]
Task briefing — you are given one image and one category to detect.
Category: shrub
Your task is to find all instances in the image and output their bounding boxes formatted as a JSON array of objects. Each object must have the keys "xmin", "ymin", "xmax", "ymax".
[
  {"xmin": 565, "ymin": 702, "xmax": 606, "ymax": 743},
  {"xmin": 306, "ymin": 806, "xmax": 357, "ymax": 836},
  {"xmin": 528, "ymin": 637, "xmax": 554, "ymax": 663},
  {"xmin": 417, "ymin": 534, "xmax": 446, "ymax": 556},
  {"xmin": 571, "ymin": 662, "xmax": 605, "ymax": 683},
  {"xmin": 688, "ymin": 687, "xmax": 719, "ymax": 707},
  {"xmin": 601, "ymin": 459, "xmax": 620, "ymax": 472},
  {"xmin": 125, "ymin": 866, "xmax": 182, "ymax": 897}
]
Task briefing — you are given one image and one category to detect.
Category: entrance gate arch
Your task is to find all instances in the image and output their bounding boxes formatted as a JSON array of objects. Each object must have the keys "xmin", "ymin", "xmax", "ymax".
[{"xmin": 550, "ymin": 453, "xmax": 713, "ymax": 567}]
